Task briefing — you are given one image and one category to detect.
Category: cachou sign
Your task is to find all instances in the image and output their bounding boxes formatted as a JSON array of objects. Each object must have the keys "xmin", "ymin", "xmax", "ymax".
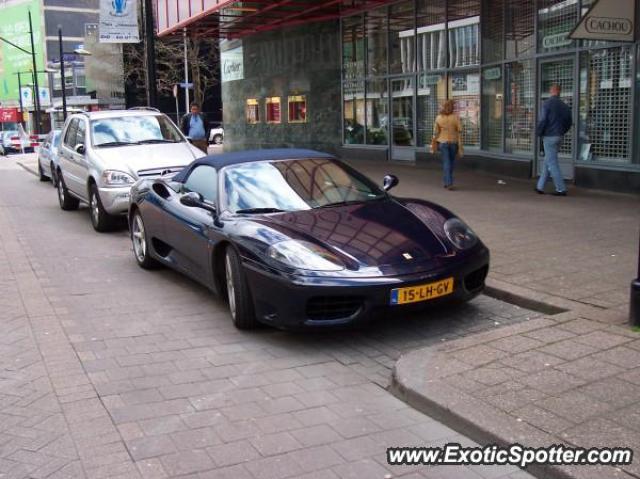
[{"xmin": 585, "ymin": 17, "xmax": 633, "ymax": 35}]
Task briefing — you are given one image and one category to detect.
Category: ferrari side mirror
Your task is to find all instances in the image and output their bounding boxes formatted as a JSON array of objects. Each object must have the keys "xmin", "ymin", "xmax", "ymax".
[
  {"xmin": 180, "ymin": 191, "xmax": 217, "ymax": 214},
  {"xmin": 383, "ymin": 174, "xmax": 399, "ymax": 192}
]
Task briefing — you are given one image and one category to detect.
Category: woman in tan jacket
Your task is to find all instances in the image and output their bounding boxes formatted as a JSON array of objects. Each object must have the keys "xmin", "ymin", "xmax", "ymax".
[{"xmin": 432, "ymin": 100, "xmax": 463, "ymax": 190}]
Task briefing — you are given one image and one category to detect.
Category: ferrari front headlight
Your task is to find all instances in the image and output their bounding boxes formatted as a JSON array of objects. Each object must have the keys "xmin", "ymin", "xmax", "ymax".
[
  {"xmin": 444, "ymin": 218, "xmax": 478, "ymax": 250},
  {"xmin": 266, "ymin": 240, "xmax": 345, "ymax": 272}
]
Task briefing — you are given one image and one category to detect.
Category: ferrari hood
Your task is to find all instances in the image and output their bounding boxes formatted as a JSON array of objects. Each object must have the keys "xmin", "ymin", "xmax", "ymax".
[{"xmin": 256, "ymin": 199, "xmax": 449, "ymax": 273}]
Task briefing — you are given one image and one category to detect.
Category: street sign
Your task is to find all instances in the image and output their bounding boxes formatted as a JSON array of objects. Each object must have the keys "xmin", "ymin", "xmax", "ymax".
[
  {"xmin": 20, "ymin": 87, "xmax": 33, "ymax": 108},
  {"xmin": 570, "ymin": 0, "xmax": 635, "ymax": 42},
  {"xmin": 179, "ymin": 82, "xmax": 194, "ymax": 89}
]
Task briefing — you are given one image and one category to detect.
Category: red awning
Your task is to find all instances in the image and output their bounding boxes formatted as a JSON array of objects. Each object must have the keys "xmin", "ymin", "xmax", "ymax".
[{"xmin": 156, "ymin": 0, "xmax": 395, "ymax": 39}]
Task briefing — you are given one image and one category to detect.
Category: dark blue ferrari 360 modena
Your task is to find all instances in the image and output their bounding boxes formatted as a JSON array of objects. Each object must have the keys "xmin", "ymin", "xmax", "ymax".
[{"xmin": 128, "ymin": 149, "xmax": 489, "ymax": 329}]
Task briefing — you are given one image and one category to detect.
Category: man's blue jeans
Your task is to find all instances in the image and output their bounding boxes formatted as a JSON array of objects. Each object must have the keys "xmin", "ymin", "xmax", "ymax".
[
  {"xmin": 537, "ymin": 136, "xmax": 566, "ymax": 193},
  {"xmin": 439, "ymin": 142, "xmax": 458, "ymax": 187}
]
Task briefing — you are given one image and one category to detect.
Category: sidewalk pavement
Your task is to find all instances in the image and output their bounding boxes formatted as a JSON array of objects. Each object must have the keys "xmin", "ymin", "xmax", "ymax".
[
  {"xmin": 12, "ymin": 152, "xmax": 640, "ymax": 478},
  {"xmin": 345, "ymin": 160, "xmax": 639, "ymax": 479}
]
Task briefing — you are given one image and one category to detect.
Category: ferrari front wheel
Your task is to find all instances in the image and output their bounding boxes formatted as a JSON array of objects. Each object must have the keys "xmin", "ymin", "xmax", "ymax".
[{"xmin": 224, "ymin": 247, "xmax": 257, "ymax": 329}]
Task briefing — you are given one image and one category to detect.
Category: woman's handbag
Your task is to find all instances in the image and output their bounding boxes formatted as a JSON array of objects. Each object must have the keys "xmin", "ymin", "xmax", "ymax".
[{"xmin": 430, "ymin": 137, "xmax": 438, "ymax": 154}]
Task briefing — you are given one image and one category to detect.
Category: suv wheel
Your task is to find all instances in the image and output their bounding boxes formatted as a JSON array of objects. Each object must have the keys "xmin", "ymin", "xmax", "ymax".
[
  {"xmin": 57, "ymin": 171, "xmax": 79, "ymax": 211},
  {"xmin": 89, "ymin": 184, "xmax": 117, "ymax": 232},
  {"xmin": 38, "ymin": 161, "xmax": 48, "ymax": 182},
  {"xmin": 212, "ymin": 134, "xmax": 223, "ymax": 145},
  {"xmin": 224, "ymin": 246, "xmax": 258, "ymax": 329}
]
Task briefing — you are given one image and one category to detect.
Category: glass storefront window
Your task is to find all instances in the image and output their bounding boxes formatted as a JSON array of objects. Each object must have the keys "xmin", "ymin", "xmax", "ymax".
[
  {"xmin": 449, "ymin": 72, "xmax": 480, "ymax": 147},
  {"xmin": 366, "ymin": 8, "xmax": 388, "ymax": 76},
  {"xmin": 288, "ymin": 96, "xmax": 307, "ymax": 123},
  {"xmin": 389, "ymin": 1, "xmax": 415, "ymax": 74},
  {"xmin": 537, "ymin": 0, "xmax": 578, "ymax": 53},
  {"xmin": 266, "ymin": 97, "xmax": 281, "ymax": 124},
  {"xmin": 416, "ymin": 0, "xmax": 446, "ymax": 71},
  {"xmin": 417, "ymin": 73, "xmax": 447, "ymax": 147},
  {"xmin": 578, "ymin": 46, "xmax": 633, "ymax": 164},
  {"xmin": 246, "ymin": 99, "xmax": 260, "ymax": 124},
  {"xmin": 344, "ymin": 81, "xmax": 365, "ymax": 144},
  {"xmin": 482, "ymin": 0, "xmax": 504, "ymax": 63},
  {"xmin": 482, "ymin": 66, "xmax": 503, "ymax": 151},
  {"xmin": 365, "ymin": 80, "xmax": 388, "ymax": 145},
  {"xmin": 343, "ymin": 14, "xmax": 365, "ymax": 80},
  {"xmin": 505, "ymin": 61, "xmax": 534, "ymax": 154},
  {"xmin": 448, "ymin": 0, "xmax": 480, "ymax": 68},
  {"xmin": 505, "ymin": 0, "xmax": 535, "ymax": 59}
]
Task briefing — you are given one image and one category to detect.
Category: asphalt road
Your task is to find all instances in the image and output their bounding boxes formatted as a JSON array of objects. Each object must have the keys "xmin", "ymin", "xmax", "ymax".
[{"xmin": 0, "ymin": 156, "xmax": 535, "ymax": 478}]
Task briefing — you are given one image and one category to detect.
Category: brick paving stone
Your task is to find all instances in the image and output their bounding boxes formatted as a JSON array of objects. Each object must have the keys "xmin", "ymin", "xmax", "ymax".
[
  {"xmin": 160, "ymin": 449, "xmax": 214, "ymax": 476},
  {"xmin": 537, "ymin": 339, "xmax": 601, "ymax": 361},
  {"xmin": 206, "ymin": 440, "xmax": 261, "ymax": 467}
]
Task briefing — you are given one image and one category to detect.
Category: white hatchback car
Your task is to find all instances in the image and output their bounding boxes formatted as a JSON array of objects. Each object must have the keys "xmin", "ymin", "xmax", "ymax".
[{"xmin": 56, "ymin": 110, "xmax": 205, "ymax": 232}]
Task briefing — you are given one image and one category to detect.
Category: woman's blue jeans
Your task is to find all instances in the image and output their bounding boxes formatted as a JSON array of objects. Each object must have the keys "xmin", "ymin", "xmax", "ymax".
[{"xmin": 439, "ymin": 142, "xmax": 458, "ymax": 187}]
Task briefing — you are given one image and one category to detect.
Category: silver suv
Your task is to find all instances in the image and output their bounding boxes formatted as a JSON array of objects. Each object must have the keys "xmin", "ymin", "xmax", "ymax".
[{"xmin": 56, "ymin": 110, "xmax": 205, "ymax": 231}]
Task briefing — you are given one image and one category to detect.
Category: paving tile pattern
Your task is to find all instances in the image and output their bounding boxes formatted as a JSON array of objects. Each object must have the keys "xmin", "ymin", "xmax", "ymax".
[
  {"xmin": 395, "ymin": 314, "xmax": 640, "ymax": 479},
  {"xmin": 1, "ymin": 157, "xmax": 535, "ymax": 478}
]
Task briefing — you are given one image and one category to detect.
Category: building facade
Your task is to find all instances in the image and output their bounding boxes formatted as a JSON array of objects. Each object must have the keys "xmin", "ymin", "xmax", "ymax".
[{"xmin": 157, "ymin": 0, "xmax": 640, "ymax": 194}]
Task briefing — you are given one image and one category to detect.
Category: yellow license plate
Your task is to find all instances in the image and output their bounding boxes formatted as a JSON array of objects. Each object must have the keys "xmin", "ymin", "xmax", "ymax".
[{"xmin": 390, "ymin": 278, "xmax": 454, "ymax": 305}]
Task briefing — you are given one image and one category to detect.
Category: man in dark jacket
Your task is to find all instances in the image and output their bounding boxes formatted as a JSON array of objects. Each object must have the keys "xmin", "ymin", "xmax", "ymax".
[
  {"xmin": 535, "ymin": 84, "xmax": 572, "ymax": 196},
  {"xmin": 180, "ymin": 103, "xmax": 208, "ymax": 153}
]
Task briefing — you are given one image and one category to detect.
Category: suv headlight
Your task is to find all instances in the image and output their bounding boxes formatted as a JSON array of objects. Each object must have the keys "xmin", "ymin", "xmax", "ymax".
[
  {"xmin": 102, "ymin": 170, "xmax": 135, "ymax": 187},
  {"xmin": 267, "ymin": 240, "xmax": 345, "ymax": 272},
  {"xmin": 444, "ymin": 218, "xmax": 478, "ymax": 250}
]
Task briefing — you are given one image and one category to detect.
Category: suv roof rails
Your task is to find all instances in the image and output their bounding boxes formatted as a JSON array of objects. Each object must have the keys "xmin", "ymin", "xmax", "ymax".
[{"xmin": 128, "ymin": 106, "xmax": 160, "ymax": 112}]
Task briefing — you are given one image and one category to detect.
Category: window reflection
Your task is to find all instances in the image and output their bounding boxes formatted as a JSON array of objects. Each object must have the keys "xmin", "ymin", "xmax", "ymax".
[
  {"xmin": 91, "ymin": 115, "xmax": 183, "ymax": 146},
  {"xmin": 223, "ymin": 159, "xmax": 383, "ymax": 213}
]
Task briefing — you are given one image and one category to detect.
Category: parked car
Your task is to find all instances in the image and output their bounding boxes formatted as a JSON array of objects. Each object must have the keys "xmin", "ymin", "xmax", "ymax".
[
  {"xmin": 1, "ymin": 130, "xmax": 32, "ymax": 154},
  {"xmin": 37, "ymin": 130, "xmax": 62, "ymax": 183},
  {"xmin": 128, "ymin": 149, "xmax": 489, "ymax": 330},
  {"xmin": 56, "ymin": 110, "xmax": 206, "ymax": 232},
  {"xmin": 208, "ymin": 124, "xmax": 224, "ymax": 145}
]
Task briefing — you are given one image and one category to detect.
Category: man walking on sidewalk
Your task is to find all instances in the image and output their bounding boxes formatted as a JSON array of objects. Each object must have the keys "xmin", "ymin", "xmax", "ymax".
[
  {"xmin": 535, "ymin": 84, "xmax": 572, "ymax": 196},
  {"xmin": 181, "ymin": 103, "xmax": 209, "ymax": 154}
]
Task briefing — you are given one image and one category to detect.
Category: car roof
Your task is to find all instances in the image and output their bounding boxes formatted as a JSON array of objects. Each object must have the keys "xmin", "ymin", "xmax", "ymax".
[
  {"xmin": 70, "ymin": 110, "xmax": 166, "ymax": 120},
  {"xmin": 173, "ymin": 148, "xmax": 335, "ymax": 182}
]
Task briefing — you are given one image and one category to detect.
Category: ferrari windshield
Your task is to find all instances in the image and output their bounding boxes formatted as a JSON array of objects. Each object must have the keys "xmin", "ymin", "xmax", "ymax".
[
  {"xmin": 223, "ymin": 158, "xmax": 385, "ymax": 213},
  {"xmin": 91, "ymin": 115, "xmax": 184, "ymax": 147}
]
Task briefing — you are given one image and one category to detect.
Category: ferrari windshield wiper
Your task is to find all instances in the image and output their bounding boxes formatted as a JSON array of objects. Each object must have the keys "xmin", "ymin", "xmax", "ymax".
[
  {"xmin": 235, "ymin": 207, "xmax": 286, "ymax": 214},
  {"xmin": 95, "ymin": 141, "xmax": 140, "ymax": 147}
]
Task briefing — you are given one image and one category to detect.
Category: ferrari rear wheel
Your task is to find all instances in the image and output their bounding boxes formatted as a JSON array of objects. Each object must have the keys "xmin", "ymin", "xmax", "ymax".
[
  {"xmin": 224, "ymin": 247, "xmax": 257, "ymax": 329},
  {"xmin": 131, "ymin": 210, "xmax": 160, "ymax": 269}
]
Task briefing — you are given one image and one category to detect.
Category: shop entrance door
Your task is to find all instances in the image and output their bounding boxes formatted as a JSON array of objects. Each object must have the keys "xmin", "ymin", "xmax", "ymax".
[
  {"xmin": 390, "ymin": 77, "xmax": 415, "ymax": 161},
  {"xmin": 537, "ymin": 57, "xmax": 576, "ymax": 180}
]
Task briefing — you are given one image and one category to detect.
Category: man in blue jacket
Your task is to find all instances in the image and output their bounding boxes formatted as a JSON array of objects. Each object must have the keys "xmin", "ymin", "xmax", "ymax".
[{"xmin": 535, "ymin": 84, "xmax": 572, "ymax": 196}]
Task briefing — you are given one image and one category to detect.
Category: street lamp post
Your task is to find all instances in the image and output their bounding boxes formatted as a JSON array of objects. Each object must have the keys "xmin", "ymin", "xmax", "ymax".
[
  {"xmin": 58, "ymin": 26, "xmax": 67, "ymax": 121},
  {"xmin": 56, "ymin": 26, "xmax": 91, "ymax": 121},
  {"xmin": 16, "ymin": 72, "xmax": 24, "ymax": 127},
  {"xmin": 28, "ymin": 11, "xmax": 41, "ymax": 135}
]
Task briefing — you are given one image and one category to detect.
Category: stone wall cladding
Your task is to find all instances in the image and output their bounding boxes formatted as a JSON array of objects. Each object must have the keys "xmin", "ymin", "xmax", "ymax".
[{"xmin": 222, "ymin": 21, "xmax": 342, "ymax": 154}]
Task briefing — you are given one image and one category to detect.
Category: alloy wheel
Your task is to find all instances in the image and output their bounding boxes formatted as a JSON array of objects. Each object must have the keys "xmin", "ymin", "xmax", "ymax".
[
  {"xmin": 132, "ymin": 214, "xmax": 146, "ymax": 263},
  {"xmin": 90, "ymin": 191, "xmax": 100, "ymax": 226},
  {"xmin": 225, "ymin": 254, "xmax": 236, "ymax": 320},
  {"xmin": 57, "ymin": 178, "xmax": 65, "ymax": 205}
]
